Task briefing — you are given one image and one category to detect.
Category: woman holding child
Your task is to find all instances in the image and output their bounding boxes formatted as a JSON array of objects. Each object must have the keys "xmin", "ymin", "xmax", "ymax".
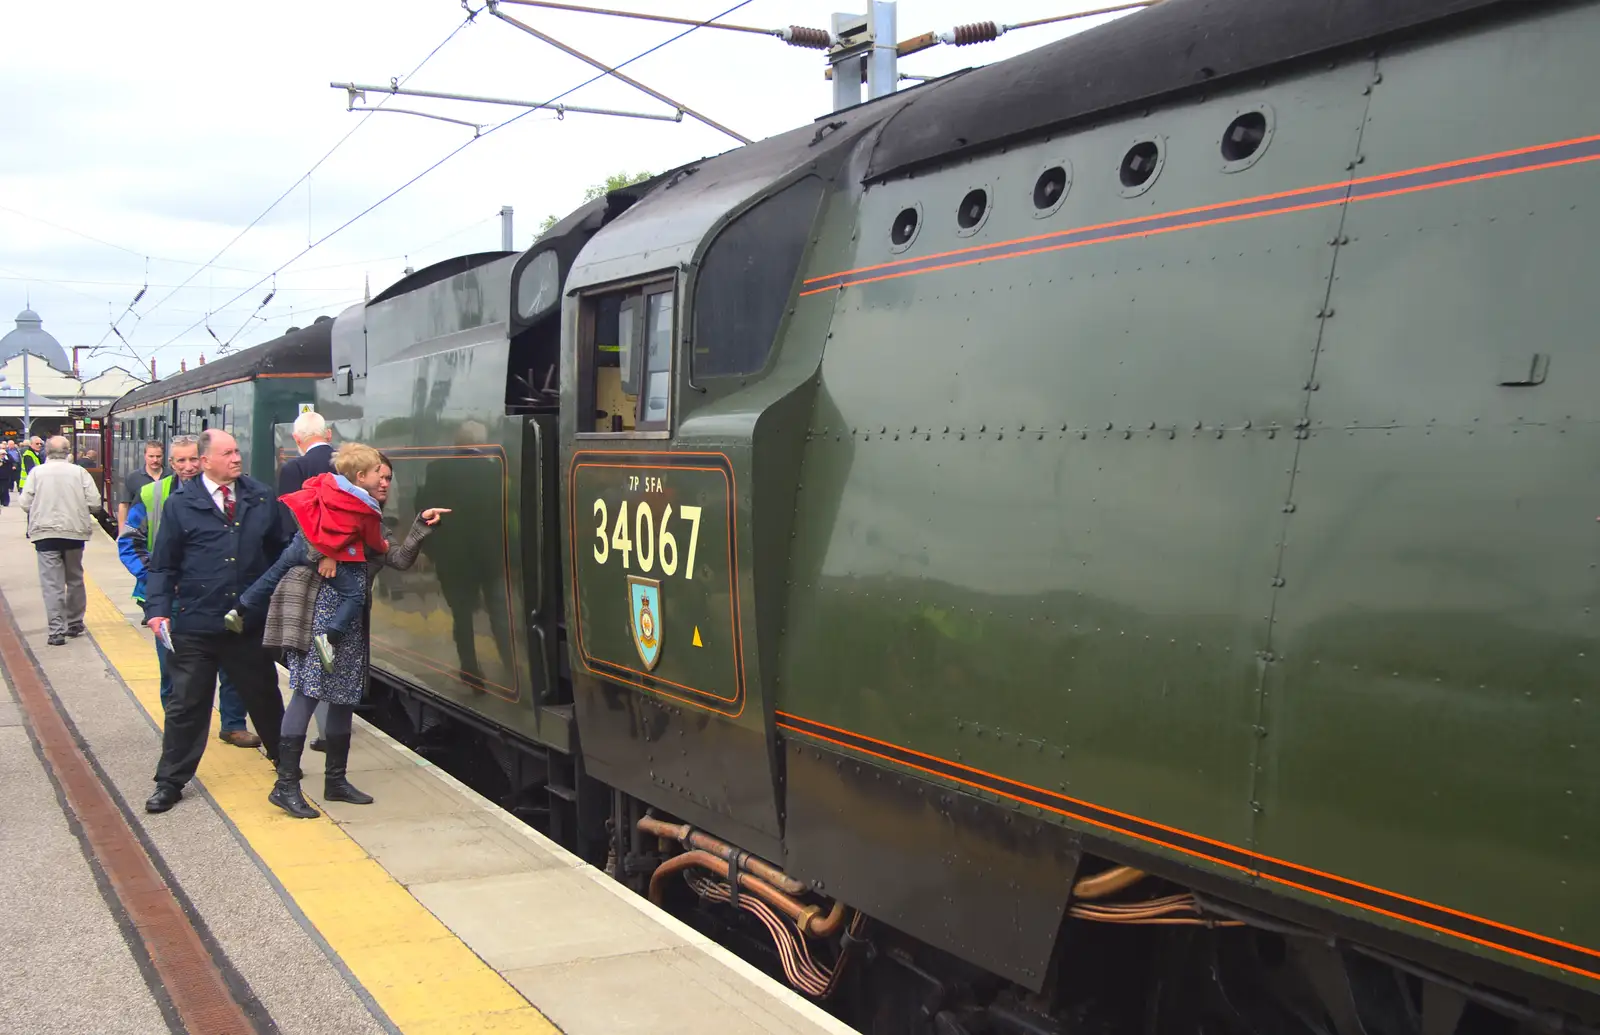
[{"xmin": 237, "ymin": 443, "xmax": 449, "ymax": 819}]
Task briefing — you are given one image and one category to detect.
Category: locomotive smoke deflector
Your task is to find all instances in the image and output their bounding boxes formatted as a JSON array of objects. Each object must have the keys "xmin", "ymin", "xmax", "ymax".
[{"xmin": 515, "ymin": 249, "xmax": 560, "ymax": 323}]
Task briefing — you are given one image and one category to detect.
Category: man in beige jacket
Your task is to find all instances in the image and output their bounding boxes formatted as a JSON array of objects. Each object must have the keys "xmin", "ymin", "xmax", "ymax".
[{"xmin": 19, "ymin": 436, "xmax": 106, "ymax": 645}]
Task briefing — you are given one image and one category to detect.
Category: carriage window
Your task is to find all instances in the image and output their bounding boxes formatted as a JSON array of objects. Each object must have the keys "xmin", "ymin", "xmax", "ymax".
[{"xmin": 582, "ymin": 276, "xmax": 675, "ymax": 434}]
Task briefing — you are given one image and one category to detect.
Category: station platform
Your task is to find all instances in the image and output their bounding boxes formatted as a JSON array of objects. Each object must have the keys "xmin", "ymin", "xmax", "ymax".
[{"xmin": 0, "ymin": 514, "xmax": 858, "ymax": 1035}]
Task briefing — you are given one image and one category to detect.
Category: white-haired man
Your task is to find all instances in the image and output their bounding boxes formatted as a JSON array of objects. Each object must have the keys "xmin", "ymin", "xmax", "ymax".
[
  {"xmin": 276, "ymin": 409, "xmax": 336, "ymax": 749},
  {"xmin": 279, "ymin": 410, "xmax": 334, "ymax": 498}
]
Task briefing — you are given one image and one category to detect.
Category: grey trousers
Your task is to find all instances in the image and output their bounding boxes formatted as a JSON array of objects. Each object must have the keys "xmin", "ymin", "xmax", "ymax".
[{"xmin": 37, "ymin": 548, "xmax": 86, "ymax": 637}]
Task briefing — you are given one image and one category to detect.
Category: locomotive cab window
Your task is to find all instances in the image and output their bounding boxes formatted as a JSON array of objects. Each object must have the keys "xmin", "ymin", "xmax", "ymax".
[{"xmin": 581, "ymin": 276, "xmax": 675, "ymax": 434}]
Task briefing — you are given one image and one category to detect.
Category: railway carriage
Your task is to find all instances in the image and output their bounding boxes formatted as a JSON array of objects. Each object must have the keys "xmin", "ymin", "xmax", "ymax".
[{"xmin": 102, "ymin": 321, "xmax": 332, "ymax": 513}]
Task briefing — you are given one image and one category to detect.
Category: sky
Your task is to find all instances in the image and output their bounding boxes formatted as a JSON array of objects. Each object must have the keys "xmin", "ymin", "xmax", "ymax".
[{"xmin": 1, "ymin": 1, "xmax": 1140, "ymax": 380}]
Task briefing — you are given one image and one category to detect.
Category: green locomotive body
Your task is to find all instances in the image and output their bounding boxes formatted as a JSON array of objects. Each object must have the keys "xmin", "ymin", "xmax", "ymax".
[
  {"xmin": 107, "ymin": 0, "xmax": 1600, "ymax": 1029},
  {"xmin": 301, "ymin": 253, "xmax": 575, "ymax": 751},
  {"xmin": 558, "ymin": 0, "xmax": 1599, "ymax": 1025}
]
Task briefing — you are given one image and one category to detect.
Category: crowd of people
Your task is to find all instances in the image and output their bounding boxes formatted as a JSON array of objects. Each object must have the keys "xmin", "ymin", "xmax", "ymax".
[{"xmin": 14, "ymin": 410, "xmax": 448, "ymax": 820}]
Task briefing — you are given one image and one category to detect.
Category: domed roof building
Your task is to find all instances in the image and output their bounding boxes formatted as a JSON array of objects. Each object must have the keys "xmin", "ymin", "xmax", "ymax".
[
  {"xmin": 0, "ymin": 308, "xmax": 72, "ymax": 373},
  {"xmin": 0, "ymin": 306, "xmax": 147, "ymax": 441}
]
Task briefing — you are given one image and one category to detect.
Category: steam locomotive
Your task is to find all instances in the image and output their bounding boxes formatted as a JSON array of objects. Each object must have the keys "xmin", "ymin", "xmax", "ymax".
[{"xmin": 99, "ymin": 0, "xmax": 1600, "ymax": 1031}]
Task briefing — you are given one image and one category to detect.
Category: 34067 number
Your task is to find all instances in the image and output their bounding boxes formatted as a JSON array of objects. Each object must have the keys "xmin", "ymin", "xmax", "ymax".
[{"xmin": 592, "ymin": 499, "xmax": 702, "ymax": 579}]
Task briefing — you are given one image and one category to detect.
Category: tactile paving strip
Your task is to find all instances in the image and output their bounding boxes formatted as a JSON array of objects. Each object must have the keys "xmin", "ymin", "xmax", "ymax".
[{"xmin": 0, "ymin": 589, "xmax": 259, "ymax": 1034}]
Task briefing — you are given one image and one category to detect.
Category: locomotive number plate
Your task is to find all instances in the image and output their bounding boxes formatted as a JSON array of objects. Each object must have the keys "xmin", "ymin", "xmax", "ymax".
[{"xmin": 568, "ymin": 451, "xmax": 745, "ymax": 714}]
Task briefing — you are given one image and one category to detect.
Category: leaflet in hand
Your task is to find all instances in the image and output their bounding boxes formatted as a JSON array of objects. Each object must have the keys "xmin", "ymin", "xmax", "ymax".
[{"xmin": 155, "ymin": 620, "xmax": 173, "ymax": 651}]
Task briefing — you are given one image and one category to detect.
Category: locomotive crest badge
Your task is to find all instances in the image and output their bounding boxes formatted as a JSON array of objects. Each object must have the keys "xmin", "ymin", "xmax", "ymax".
[{"xmin": 628, "ymin": 575, "xmax": 663, "ymax": 671}]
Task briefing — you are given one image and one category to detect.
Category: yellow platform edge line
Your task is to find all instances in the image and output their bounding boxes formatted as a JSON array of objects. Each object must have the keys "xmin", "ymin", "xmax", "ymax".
[{"xmin": 81, "ymin": 573, "xmax": 559, "ymax": 1035}]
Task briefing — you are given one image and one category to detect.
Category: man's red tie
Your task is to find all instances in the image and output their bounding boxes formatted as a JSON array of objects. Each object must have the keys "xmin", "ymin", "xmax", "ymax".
[{"xmin": 219, "ymin": 484, "xmax": 234, "ymax": 523}]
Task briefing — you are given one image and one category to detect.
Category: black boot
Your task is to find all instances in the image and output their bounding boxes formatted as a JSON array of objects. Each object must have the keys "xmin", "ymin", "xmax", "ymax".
[
  {"xmin": 322, "ymin": 735, "xmax": 373, "ymax": 805},
  {"xmin": 267, "ymin": 735, "xmax": 320, "ymax": 819}
]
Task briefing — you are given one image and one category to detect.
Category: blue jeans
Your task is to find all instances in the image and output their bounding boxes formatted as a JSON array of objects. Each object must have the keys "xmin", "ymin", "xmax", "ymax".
[
  {"xmin": 240, "ymin": 533, "xmax": 365, "ymax": 639},
  {"xmin": 156, "ymin": 639, "xmax": 246, "ymax": 732}
]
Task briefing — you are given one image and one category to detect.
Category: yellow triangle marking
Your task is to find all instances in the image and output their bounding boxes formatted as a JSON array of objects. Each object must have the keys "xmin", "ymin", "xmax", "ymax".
[{"xmin": 692, "ymin": 626, "xmax": 703, "ymax": 647}]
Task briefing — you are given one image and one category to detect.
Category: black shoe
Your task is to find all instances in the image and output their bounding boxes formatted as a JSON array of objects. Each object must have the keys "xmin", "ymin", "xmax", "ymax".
[
  {"xmin": 66, "ymin": 626, "xmax": 84, "ymax": 638},
  {"xmin": 47, "ymin": 634, "xmax": 66, "ymax": 646},
  {"xmin": 267, "ymin": 736, "xmax": 320, "ymax": 819},
  {"xmin": 309, "ymin": 738, "xmax": 326, "ymax": 752},
  {"xmin": 145, "ymin": 784, "xmax": 182, "ymax": 813},
  {"xmin": 322, "ymin": 734, "xmax": 373, "ymax": 805}
]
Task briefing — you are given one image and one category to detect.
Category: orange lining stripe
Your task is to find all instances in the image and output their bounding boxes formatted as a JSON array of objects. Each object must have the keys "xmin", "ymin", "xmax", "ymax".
[
  {"xmin": 776, "ymin": 711, "xmax": 1600, "ymax": 968},
  {"xmin": 775, "ymin": 722, "xmax": 1254, "ymax": 877},
  {"xmin": 777, "ymin": 721, "xmax": 1600, "ymax": 983},
  {"xmin": 800, "ymin": 150, "xmax": 1600, "ymax": 297},
  {"xmin": 1266, "ymin": 873, "xmax": 1600, "ymax": 985},
  {"xmin": 806, "ymin": 130, "xmax": 1600, "ymax": 286}
]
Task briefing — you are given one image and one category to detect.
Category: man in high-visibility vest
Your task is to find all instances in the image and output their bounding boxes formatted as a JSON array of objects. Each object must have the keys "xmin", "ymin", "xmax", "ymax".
[
  {"xmin": 117, "ymin": 434, "xmax": 259, "ymax": 747},
  {"xmin": 18, "ymin": 436, "xmax": 43, "ymax": 489}
]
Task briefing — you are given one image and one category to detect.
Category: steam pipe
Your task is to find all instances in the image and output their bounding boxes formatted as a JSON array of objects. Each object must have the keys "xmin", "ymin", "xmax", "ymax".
[
  {"xmin": 1072, "ymin": 865, "xmax": 1146, "ymax": 900},
  {"xmin": 648, "ymin": 850, "xmax": 805, "ymax": 922},
  {"xmin": 797, "ymin": 899, "xmax": 848, "ymax": 938},
  {"xmin": 638, "ymin": 816, "xmax": 808, "ymax": 894},
  {"xmin": 645, "ymin": 848, "xmax": 849, "ymax": 938}
]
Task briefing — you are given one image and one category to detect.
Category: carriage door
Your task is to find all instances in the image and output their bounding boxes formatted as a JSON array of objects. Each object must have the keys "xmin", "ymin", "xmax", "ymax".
[{"xmin": 521, "ymin": 413, "xmax": 563, "ymax": 711}]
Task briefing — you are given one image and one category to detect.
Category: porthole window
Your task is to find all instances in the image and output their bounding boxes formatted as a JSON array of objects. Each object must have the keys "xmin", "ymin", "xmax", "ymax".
[
  {"xmin": 1032, "ymin": 162, "xmax": 1071, "ymax": 217},
  {"xmin": 1221, "ymin": 112, "xmax": 1266, "ymax": 162},
  {"xmin": 1119, "ymin": 139, "xmax": 1163, "ymax": 196},
  {"xmin": 955, "ymin": 187, "xmax": 991, "ymax": 237},
  {"xmin": 889, "ymin": 204, "xmax": 922, "ymax": 252},
  {"xmin": 957, "ymin": 189, "xmax": 988, "ymax": 228},
  {"xmin": 1220, "ymin": 105, "xmax": 1275, "ymax": 173}
]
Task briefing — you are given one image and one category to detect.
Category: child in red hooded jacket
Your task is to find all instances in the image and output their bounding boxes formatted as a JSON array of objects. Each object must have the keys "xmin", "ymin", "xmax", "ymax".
[{"xmin": 226, "ymin": 443, "xmax": 389, "ymax": 671}]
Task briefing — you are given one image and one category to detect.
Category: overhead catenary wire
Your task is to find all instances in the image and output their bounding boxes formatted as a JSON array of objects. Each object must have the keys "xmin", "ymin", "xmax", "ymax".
[
  {"xmin": 490, "ymin": 0, "xmax": 1162, "ymax": 57},
  {"xmin": 336, "ymin": 82, "xmax": 684, "ymax": 125},
  {"xmin": 0, "ymin": 204, "xmax": 266, "ymax": 274},
  {"xmin": 292, "ymin": 213, "xmax": 501, "ymax": 273},
  {"xmin": 0, "ymin": 275, "xmax": 353, "ymax": 291},
  {"xmin": 1009, "ymin": 2, "xmax": 1160, "ymax": 32},
  {"xmin": 83, "ymin": 295, "xmax": 364, "ymax": 357},
  {"xmin": 486, "ymin": 5, "xmax": 751, "ymax": 143},
  {"xmin": 149, "ymin": 0, "xmax": 755, "ymax": 357},
  {"xmin": 221, "ymin": 275, "xmax": 280, "ymax": 347},
  {"xmin": 128, "ymin": 10, "xmax": 481, "ymax": 346},
  {"xmin": 916, "ymin": 1, "xmax": 1161, "ymax": 52},
  {"xmin": 0, "ymin": 266, "xmax": 121, "ymax": 308},
  {"xmin": 494, "ymin": 0, "xmax": 778, "ymax": 36},
  {"xmin": 89, "ymin": 256, "xmax": 154, "ymax": 353}
]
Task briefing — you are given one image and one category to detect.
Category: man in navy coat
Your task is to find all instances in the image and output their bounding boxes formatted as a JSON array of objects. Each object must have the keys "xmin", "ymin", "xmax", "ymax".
[
  {"xmin": 143, "ymin": 429, "xmax": 291, "ymax": 813},
  {"xmin": 277, "ymin": 410, "xmax": 334, "ymax": 527}
]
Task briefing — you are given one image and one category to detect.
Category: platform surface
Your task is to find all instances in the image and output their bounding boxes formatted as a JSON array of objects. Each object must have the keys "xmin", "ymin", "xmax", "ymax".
[{"xmin": 0, "ymin": 511, "xmax": 858, "ymax": 1035}]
